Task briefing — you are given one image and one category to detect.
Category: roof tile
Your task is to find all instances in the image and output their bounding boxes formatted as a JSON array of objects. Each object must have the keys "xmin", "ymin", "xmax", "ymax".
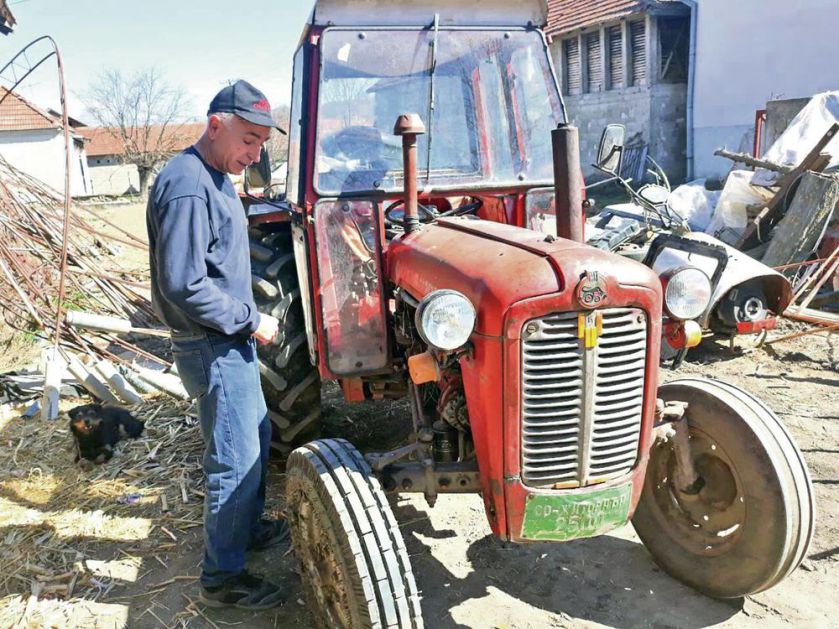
[
  {"xmin": 77, "ymin": 123, "xmax": 205, "ymax": 158},
  {"xmin": 546, "ymin": 0, "xmax": 645, "ymax": 35},
  {"xmin": 0, "ymin": 87, "xmax": 59, "ymax": 131}
]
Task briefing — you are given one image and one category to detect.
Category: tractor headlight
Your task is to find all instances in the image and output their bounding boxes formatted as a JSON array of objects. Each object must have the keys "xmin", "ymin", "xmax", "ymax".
[
  {"xmin": 663, "ymin": 267, "xmax": 712, "ymax": 321},
  {"xmin": 415, "ymin": 290, "xmax": 476, "ymax": 351}
]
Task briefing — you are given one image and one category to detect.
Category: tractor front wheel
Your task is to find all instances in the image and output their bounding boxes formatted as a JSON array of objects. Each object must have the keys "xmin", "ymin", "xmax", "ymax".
[
  {"xmin": 632, "ymin": 378, "xmax": 815, "ymax": 598},
  {"xmin": 286, "ymin": 439, "xmax": 423, "ymax": 628}
]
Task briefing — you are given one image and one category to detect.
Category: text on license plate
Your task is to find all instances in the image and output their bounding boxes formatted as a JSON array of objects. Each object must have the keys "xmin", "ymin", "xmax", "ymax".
[{"xmin": 521, "ymin": 483, "xmax": 632, "ymax": 541}]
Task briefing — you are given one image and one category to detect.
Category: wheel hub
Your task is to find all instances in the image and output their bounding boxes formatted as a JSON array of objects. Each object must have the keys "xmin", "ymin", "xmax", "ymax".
[{"xmin": 653, "ymin": 430, "xmax": 746, "ymax": 555}]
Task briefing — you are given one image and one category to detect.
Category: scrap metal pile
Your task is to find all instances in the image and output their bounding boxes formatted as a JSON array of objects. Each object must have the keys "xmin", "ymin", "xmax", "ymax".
[
  {"xmin": 0, "ymin": 153, "xmax": 179, "ymax": 406},
  {"xmin": 708, "ymin": 92, "xmax": 839, "ymax": 342}
]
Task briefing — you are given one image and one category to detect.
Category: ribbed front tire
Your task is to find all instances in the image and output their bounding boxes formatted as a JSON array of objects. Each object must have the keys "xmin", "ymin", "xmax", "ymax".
[
  {"xmin": 286, "ymin": 439, "xmax": 423, "ymax": 628},
  {"xmin": 633, "ymin": 378, "xmax": 815, "ymax": 598}
]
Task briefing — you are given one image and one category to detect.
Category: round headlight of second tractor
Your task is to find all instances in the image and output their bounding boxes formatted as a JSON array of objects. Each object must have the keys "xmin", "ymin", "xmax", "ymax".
[{"xmin": 664, "ymin": 267, "xmax": 712, "ymax": 321}]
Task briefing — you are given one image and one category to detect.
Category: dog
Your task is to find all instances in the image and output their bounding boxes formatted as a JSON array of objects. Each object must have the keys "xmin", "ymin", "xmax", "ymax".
[{"xmin": 68, "ymin": 404, "xmax": 145, "ymax": 464}]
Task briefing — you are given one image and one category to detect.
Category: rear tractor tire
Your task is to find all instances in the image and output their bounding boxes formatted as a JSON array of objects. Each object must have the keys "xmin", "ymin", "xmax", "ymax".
[
  {"xmin": 286, "ymin": 438, "xmax": 423, "ymax": 628},
  {"xmin": 250, "ymin": 225, "xmax": 321, "ymax": 454},
  {"xmin": 632, "ymin": 378, "xmax": 815, "ymax": 598}
]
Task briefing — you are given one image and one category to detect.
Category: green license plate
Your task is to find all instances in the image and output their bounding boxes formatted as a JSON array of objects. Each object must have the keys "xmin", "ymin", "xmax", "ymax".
[{"xmin": 521, "ymin": 484, "xmax": 632, "ymax": 541}]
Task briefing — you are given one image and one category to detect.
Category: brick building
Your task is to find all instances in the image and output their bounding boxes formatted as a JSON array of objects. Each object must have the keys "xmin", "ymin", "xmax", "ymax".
[{"xmin": 547, "ymin": 0, "xmax": 690, "ymax": 183}]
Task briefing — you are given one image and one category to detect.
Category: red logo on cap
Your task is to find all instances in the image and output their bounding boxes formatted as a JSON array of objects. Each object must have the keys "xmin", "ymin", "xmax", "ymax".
[{"xmin": 253, "ymin": 99, "xmax": 270, "ymax": 112}]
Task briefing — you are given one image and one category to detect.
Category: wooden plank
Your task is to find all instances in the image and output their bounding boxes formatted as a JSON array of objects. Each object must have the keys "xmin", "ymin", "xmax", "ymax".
[
  {"xmin": 735, "ymin": 122, "xmax": 839, "ymax": 249},
  {"xmin": 713, "ymin": 148, "xmax": 792, "ymax": 174},
  {"xmin": 784, "ymin": 305, "xmax": 839, "ymax": 325},
  {"xmin": 792, "ymin": 243, "xmax": 839, "ymax": 303},
  {"xmin": 762, "ymin": 172, "xmax": 839, "ymax": 268}
]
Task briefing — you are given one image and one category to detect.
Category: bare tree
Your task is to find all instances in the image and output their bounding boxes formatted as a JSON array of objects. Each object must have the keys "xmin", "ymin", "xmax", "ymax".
[
  {"xmin": 85, "ymin": 68, "xmax": 190, "ymax": 197},
  {"xmin": 265, "ymin": 105, "xmax": 290, "ymax": 166}
]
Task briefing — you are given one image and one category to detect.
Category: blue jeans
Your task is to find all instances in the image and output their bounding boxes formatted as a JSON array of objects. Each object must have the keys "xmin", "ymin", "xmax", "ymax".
[{"xmin": 170, "ymin": 331, "xmax": 270, "ymax": 587}]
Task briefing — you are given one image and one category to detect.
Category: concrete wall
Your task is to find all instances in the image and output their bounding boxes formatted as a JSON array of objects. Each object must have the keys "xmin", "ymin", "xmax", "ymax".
[
  {"xmin": 87, "ymin": 159, "xmax": 140, "ymax": 196},
  {"xmin": 564, "ymin": 87, "xmax": 650, "ymax": 179},
  {"xmin": 763, "ymin": 97, "xmax": 810, "ymax": 154},
  {"xmin": 649, "ymin": 83, "xmax": 687, "ymax": 184},
  {"xmin": 692, "ymin": 0, "xmax": 839, "ymax": 179},
  {"xmin": 0, "ymin": 128, "xmax": 92, "ymax": 196},
  {"xmin": 563, "ymin": 83, "xmax": 686, "ymax": 183}
]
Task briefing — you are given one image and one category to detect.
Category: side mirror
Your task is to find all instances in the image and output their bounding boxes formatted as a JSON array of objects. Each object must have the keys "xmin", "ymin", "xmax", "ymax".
[
  {"xmin": 245, "ymin": 146, "xmax": 272, "ymax": 189},
  {"xmin": 596, "ymin": 124, "xmax": 626, "ymax": 175}
]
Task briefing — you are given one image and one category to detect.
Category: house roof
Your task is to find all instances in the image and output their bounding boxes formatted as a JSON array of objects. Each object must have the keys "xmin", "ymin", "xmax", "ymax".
[
  {"xmin": 0, "ymin": 0, "xmax": 15, "ymax": 35},
  {"xmin": 546, "ymin": 0, "xmax": 643, "ymax": 35},
  {"xmin": 0, "ymin": 87, "xmax": 63, "ymax": 131},
  {"xmin": 546, "ymin": 0, "xmax": 689, "ymax": 36},
  {"xmin": 47, "ymin": 109, "xmax": 88, "ymax": 129},
  {"xmin": 78, "ymin": 122, "xmax": 205, "ymax": 158}
]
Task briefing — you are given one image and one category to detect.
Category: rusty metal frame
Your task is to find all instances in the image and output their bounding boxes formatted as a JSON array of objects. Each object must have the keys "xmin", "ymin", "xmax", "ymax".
[{"xmin": 0, "ymin": 36, "xmax": 74, "ymax": 352}]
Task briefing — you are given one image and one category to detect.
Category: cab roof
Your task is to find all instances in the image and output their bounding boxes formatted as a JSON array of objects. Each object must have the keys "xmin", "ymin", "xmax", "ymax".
[{"xmin": 310, "ymin": 0, "xmax": 547, "ymax": 28}]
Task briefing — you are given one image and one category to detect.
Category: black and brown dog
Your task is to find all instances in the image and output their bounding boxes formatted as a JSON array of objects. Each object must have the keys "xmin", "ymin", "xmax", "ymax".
[{"xmin": 68, "ymin": 403, "xmax": 145, "ymax": 464}]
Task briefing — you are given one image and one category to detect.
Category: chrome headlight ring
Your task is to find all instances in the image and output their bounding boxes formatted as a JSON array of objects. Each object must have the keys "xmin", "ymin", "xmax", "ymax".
[
  {"xmin": 415, "ymin": 289, "xmax": 476, "ymax": 351},
  {"xmin": 662, "ymin": 266, "xmax": 712, "ymax": 321}
]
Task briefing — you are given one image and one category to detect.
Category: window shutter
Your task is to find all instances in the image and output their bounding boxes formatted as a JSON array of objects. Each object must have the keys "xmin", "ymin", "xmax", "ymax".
[
  {"xmin": 564, "ymin": 38, "xmax": 581, "ymax": 95},
  {"xmin": 630, "ymin": 20, "xmax": 646, "ymax": 86},
  {"xmin": 586, "ymin": 31, "xmax": 602, "ymax": 92},
  {"xmin": 608, "ymin": 25, "xmax": 623, "ymax": 90}
]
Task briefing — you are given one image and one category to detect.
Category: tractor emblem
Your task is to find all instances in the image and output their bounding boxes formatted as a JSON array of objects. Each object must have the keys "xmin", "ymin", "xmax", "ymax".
[{"xmin": 576, "ymin": 271, "xmax": 607, "ymax": 309}]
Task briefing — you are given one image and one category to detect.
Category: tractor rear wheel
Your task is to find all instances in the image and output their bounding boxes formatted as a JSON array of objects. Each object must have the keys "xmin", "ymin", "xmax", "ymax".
[
  {"xmin": 632, "ymin": 378, "xmax": 815, "ymax": 598},
  {"xmin": 286, "ymin": 439, "xmax": 423, "ymax": 629},
  {"xmin": 249, "ymin": 225, "xmax": 321, "ymax": 454}
]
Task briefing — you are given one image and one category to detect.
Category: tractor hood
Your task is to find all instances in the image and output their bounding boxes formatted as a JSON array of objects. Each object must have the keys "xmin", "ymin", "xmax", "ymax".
[{"xmin": 387, "ymin": 217, "xmax": 661, "ymax": 337}]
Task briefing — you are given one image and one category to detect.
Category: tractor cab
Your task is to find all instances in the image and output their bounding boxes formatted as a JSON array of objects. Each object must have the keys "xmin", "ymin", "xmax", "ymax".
[{"xmin": 274, "ymin": 0, "xmax": 569, "ymax": 379}]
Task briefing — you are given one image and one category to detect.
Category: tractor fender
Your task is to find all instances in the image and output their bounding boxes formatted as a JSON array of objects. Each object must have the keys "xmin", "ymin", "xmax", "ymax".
[{"xmin": 679, "ymin": 232, "xmax": 792, "ymax": 327}]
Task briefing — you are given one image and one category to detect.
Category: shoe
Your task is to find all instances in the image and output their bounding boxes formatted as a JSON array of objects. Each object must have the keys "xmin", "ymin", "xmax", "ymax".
[
  {"xmin": 248, "ymin": 517, "xmax": 291, "ymax": 552},
  {"xmin": 198, "ymin": 571, "xmax": 284, "ymax": 610}
]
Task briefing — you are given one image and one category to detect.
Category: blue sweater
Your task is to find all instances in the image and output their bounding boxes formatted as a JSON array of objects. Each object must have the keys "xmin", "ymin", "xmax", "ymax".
[{"xmin": 146, "ymin": 147, "xmax": 260, "ymax": 337}]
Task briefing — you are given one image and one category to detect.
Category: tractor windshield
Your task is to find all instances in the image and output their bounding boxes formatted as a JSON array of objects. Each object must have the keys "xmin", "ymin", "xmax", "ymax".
[{"xmin": 315, "ymin": 28, "xmax": 564, "ymax": 195}]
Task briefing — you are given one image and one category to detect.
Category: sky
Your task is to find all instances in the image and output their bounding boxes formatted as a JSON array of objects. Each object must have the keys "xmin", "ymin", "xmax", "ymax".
[{"xmin": 0, "ymin": 0, "xmax": 316, "ymax": 123}]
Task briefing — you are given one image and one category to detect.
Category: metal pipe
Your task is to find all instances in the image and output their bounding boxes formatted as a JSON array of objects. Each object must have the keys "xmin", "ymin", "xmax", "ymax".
[
  {"xmin": 94, "ymin": 359, "xmax": 144, "ymax": 405},
  {"xmin": 551, "ymin": 123, "xmax": 584, "ymax": 242},
  {"xmin": 680, "ymin": 0, "xmax": 698, "ymax": 180},
  {"xmin": 393, "ymin": 113, "xmax": 426, "ymax": 234},
  {"xmin": 50, "ymin": 37, "xmax": 73, "ymax": 350},
  {"xmin": 66, "ymin": 354, "xmax": 122, "ymax": 405}
]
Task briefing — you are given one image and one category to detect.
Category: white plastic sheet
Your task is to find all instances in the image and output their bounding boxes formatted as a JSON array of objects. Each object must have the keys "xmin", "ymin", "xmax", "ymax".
[
  {"xmin": 705, "ymin": 170, "xmax": 775, "ymax": 244},
  {"xmin": 668, "ymin": 178, "xmax": 722, "ymax": 232},
  {"xmin": 753, "ymin": 91, "xmax": 839, "ymax": 187}
]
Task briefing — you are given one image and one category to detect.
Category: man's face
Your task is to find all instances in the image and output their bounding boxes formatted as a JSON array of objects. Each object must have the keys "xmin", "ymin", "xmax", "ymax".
[{"xmin": 207, "ymin": 114, "xmax": 271, "ymax": 175}]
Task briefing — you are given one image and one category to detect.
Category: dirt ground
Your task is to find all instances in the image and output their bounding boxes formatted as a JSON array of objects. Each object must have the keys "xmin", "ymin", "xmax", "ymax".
[{"xmin": 1, "ymin": 201, "xmax": 838, "ymax": 628}]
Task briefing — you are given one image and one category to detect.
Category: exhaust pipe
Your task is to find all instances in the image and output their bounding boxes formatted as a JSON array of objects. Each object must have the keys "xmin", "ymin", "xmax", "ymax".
[
  {"xmin": 393, "ymin": 113, "xmax": 426, "ymax": 234},
  {"xmin": 552, "ymin": 123, "xmax": 584, "ymax": 242}
]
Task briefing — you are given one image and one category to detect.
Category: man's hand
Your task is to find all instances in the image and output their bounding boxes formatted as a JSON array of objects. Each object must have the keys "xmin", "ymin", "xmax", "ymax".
[{"xmin": 253, "ymin": 313, "xmax": 279, "ymax": 345}]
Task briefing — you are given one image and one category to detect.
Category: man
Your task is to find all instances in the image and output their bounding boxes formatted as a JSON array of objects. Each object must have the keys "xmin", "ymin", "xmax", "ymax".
[{"xmin": 147, "ymin": 80, "xmax": 289, "ymax": 610}]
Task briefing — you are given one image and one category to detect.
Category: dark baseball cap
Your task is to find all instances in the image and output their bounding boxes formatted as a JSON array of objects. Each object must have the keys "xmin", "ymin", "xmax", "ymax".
[{"xmin": 207, "ymin": 80, "xmax": 287, "ymax": 135}]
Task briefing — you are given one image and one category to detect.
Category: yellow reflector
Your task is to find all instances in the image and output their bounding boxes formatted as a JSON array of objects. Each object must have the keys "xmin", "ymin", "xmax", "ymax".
[{"xmin": 683, "ymin": 320, "xmax": 702, "ymax": 348}]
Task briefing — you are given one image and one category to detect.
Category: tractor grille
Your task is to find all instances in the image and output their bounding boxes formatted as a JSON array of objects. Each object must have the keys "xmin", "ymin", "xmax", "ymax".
[{"xmin": 521, "ymin": 307, "xmax": 647, "ymax": 487}]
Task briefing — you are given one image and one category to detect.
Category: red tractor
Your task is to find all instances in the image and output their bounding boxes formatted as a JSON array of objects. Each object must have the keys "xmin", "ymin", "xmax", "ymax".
[{"xmin": 244, "ymin": 1, "xmax": 814, "ymax": 626}]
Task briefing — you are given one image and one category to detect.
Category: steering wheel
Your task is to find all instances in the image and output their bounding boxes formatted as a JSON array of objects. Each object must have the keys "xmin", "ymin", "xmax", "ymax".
[
  {"xmin": 323, "ymin": 126, "xmax": 385, "ymax": 162},
  {"xmin": 383, "ymin": 196, "xmax": 483, "ymax": 226}
]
